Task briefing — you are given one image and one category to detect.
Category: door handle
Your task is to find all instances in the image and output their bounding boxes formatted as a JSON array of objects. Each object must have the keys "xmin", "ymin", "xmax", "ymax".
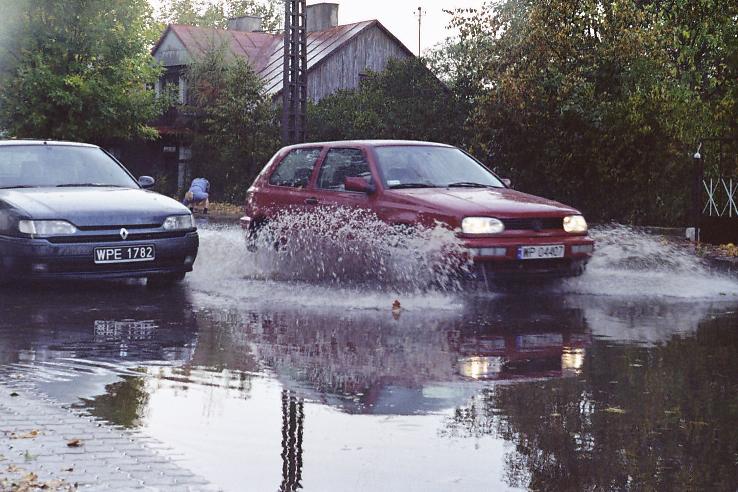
[{"xmin": 304, "ymin": 197, "xmax": 318, "ymax": 205}]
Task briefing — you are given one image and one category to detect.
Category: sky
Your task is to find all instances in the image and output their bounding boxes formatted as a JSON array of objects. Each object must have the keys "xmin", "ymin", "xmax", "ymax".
[
  {"xmin": 313, "ymin": 0, "xmax": 485, "ymax": 54},
  {"xmin": 150, "ymin": 1, "xmax": 486, "ymax": 55}
]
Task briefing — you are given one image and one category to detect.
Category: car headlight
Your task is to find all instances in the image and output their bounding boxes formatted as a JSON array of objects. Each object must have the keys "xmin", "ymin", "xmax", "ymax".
[
  {"xmin": 162, "ymin": 214, "xmax": 195, "ymax": 231},
  {"xmin": 563, "ymin": 215, "xmax": 588, "ymax": 233},
  {"xmin": 18, "ymin": 220, "xmax": 78, "ymax": 236},
  {"xmin": 461, "ymin": 217, "xmax": 505, "ymax": 235}
]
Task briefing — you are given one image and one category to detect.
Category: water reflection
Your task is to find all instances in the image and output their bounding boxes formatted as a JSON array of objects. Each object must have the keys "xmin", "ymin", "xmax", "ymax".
[
  {"xmin": 280, "ymin": 390, "xmax": 304, "ymax": 492},
  {"xmin": 443, "ymin": 305, "xmax": 738, "ymax": 490},
  {"xmin": 2, "ymin": 285, "xmax": 738, "ymax": 491}
]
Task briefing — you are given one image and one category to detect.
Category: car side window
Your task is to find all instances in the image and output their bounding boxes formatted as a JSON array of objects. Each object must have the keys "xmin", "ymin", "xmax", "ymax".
[
  {"xmin": 317, "ymin": 148, "xmax": 372, "ymax": 191},
  {"xmin": 269, "ymin": 148, "xmax": 321, "ymax": 188}
]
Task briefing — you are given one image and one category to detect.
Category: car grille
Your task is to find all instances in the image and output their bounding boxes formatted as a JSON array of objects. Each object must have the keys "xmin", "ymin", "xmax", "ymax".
[
  {"xmin": 76, "ymin": 223, "xmax": 161, "ymax": 231},
  {"xmin": 47, "ymin": 231, "xmax": 189, "ymax": 244},
  {"xmin": 502, "ymin": 218, "xmax": 563, "ymax": 231}
]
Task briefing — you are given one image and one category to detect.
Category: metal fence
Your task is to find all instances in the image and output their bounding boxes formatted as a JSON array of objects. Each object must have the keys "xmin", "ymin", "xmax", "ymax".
[{"xmin": 696, "ymin": 138, "xmax": 738, "ymax": 244}]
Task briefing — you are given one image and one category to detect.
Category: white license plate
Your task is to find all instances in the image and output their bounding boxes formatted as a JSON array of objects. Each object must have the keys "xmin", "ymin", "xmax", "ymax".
[
  {"xmin": 94, "ymin": 245, "xmax": 155, "ymax": 264},
  {"xmin": 517, "ymin": 244, "xmax": 565, "ymax": 260}
]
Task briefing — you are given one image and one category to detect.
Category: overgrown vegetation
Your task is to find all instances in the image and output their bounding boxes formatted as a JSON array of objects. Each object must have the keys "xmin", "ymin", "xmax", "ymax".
[
  {"xmin": 308, "ymin": 58, "xmax": 467, "ymax": 147},
  {"xmin": 185, "ymin": 48, "xmax": 279, "ymax": 201},
  {"xmin": 157, "ymin": 0, "xmax": 282, "ymax": 31},
  {"xmin": 431, "ymin": 0, "xmax": 738, "ymax": 225},
  {"xmin": 0, "ymin": 0, "xmax": 164, "ymax": 144}
]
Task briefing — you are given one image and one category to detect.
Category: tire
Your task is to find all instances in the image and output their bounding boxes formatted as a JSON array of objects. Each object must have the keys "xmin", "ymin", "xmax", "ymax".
[{"xmin": 146, "ymin": 272, "xmax": 186, "ymax": 288}]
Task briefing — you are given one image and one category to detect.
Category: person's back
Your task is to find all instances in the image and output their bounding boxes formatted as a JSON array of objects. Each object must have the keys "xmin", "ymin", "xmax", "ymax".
[{"xmin": 183, "ymin": 177, "xmax": 210, "ymax": 213}]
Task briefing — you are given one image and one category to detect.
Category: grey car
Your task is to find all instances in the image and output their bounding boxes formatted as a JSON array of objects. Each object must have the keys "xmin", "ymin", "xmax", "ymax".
[{"xmin": 0, "ymin": 140, "xmax": 198, "ymax": 285}]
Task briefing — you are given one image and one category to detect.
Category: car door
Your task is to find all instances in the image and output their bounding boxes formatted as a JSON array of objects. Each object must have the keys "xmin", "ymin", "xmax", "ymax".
[
  {"xmin": 312, "ymin": 147, "xmax": 376, "ymax": 212},
  {"xmin": 262, "ymin": 146, "xmax": 324, "ymax": 217}
]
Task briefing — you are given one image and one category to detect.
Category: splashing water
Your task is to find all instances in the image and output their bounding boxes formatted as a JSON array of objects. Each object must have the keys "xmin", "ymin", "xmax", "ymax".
[
  {"xmin": 191, "ymin": 220, "xmax": 738, "ymax": 302},
  {"xmin": 559, "ymin": 224, "xmax": 738, "ymax": 299},
  {"xmin": 243, "ymin": 207, "xmax": 471, "ymax": 291}
]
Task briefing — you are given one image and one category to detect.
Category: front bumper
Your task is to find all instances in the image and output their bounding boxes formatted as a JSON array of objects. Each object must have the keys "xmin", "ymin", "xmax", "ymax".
[
  {"xmin": 0, "ymin": 232, "xmax": 199, "ymax": 281},
  {"xmin": 464, "ymin": 234, "xmax": 594, "ymax": 278}
]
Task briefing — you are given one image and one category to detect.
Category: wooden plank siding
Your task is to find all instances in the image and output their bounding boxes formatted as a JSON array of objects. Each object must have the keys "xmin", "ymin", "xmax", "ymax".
[{"xmin": 307, "ymin": 25, "xmax": 411, "ymax": 101}]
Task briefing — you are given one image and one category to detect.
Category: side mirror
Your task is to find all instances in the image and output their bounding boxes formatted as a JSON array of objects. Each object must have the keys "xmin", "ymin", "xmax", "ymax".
[
  {"xmin": 501, "ymin": 178, "xmax": 512, "ymax": 188},
  {"xmin": 344, "ymin": 176, "xmax": 374, "ymax": 193},
  {"xmin": 138, "ymin": 176, "xmax": 155, "ymax": 189}
]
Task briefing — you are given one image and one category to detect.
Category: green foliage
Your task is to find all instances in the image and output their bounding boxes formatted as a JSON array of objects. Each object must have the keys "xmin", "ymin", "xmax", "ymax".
[
  {"xmin": 0, "ymin": 0, "xmax": 164, "ymax": 143},
  {"xmin": 185, "ymin": 47, "xmax": 279, "ymax": 201},
  {"xmin": 158, "ymin": 0, "xmax": 282, "ymax": 31},
  {"xmin": 309, "ymin": 58, "xmax": 468, "ymax": 147},
  {"xmin": 437, "ymin": 0, "xmax": 738, "ymax": 225}
]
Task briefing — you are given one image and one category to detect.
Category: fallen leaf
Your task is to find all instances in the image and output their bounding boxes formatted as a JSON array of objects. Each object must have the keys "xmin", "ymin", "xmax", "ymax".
[
  {"xmin": 66, "ymin": 439, "xmax": 83, "ymax": 448},
  {"xmin": 9, "ymin": 392, "xmax": 18, "ymax": 397},
  {"xmin": 11, "ymin": 430, "xmax": 41, "ymax": 439}
]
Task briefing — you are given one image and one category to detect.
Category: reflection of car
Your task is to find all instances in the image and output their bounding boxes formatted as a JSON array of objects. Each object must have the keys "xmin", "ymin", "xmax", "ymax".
[
  {"xmin": 0, "ymin": 141, "xmax": 198, "ymax": 285},
  {"xmin": 242, "ymin": 140, "xmax": 594, "ymax": 277}
]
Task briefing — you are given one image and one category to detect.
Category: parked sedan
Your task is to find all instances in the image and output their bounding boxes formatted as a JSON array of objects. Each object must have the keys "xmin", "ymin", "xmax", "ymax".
[
  {"xmin": 241, "ymin": 140, "xmax": 594, "ymax": 278},
  {"xmin": 0, "ymin": 140, "xmax": 198, "ymax": 285}
]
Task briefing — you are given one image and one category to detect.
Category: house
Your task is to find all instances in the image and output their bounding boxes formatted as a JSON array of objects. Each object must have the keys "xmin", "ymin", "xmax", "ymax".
[{"xmin": 117, "ymin": 3, "xmax": 414, "ymax": 194}]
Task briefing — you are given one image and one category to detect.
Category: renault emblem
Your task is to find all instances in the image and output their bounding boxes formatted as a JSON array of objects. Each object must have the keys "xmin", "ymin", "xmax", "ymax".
[{"xmin": 120, "ymin": 228, "xmax": 129, "ymax": 240}]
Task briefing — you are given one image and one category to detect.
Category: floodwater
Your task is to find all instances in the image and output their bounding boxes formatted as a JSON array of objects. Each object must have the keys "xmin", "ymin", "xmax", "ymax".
[{"xmin": 2, "ymin": 223, "xmax": 738, "ymax": 491}]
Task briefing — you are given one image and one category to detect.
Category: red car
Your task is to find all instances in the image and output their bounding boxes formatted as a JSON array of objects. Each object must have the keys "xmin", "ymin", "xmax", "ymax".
[{"xmin": 241, "ymin": 140, "xmax": 594, "ymax": 278}]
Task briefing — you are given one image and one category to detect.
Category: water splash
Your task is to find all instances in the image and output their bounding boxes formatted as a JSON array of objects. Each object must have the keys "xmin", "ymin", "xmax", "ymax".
[
  {"xmin": 559, "ymin": 224, "xmax": 738, "ymax": 299},
  {"xmin": 242, "ymin": 207, "xmax": 471, "ymax": 291},
  {"xmin": 191, "ymin": 220, "xmax": 738, "ymax": 302}
]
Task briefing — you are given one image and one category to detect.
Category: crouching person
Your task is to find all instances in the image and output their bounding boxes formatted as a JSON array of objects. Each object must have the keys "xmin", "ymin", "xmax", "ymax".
[{"xmin": 183, "ymin": 177, "xmax": 210, "ymax": 214}]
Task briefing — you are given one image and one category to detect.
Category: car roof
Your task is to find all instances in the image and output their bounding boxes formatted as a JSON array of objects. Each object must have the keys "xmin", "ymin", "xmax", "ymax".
[
  {"xmin": 0, "ymin": 139, "xmax": 99, "ymax": 148},
  {"xmin": 281, "ymin": 140, "xmax": 454, "ymax": 150}
]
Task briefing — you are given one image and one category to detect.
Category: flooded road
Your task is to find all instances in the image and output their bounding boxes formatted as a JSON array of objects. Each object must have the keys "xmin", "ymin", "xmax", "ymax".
[{"xmin": 2, "ymin": 224, "xmax": 738, "ymax": 491}]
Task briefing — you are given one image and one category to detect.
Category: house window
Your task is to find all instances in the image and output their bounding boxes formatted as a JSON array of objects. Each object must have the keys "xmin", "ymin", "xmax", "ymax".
[{"xmin": 158, "ymin": 69, "xmax": 186, "ymax": 103}]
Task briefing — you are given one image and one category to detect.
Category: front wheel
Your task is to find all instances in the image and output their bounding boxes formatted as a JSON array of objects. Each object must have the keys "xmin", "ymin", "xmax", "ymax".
[{"xmin": 146, "ymin": 272, "xmax": 186, "ymax": 288}]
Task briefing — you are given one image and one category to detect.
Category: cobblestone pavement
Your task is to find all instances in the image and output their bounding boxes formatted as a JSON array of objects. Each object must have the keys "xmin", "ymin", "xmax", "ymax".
[{"xmin": 0, "ymin": 383, "xmax": 214, "ymax": 491}]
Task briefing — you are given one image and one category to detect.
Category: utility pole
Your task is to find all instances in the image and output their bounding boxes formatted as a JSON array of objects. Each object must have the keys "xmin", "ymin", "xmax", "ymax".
[
  {"xmin": 414, "ymin": 6, "xmax": 426, "ymax": 57},
  {"xmin": 282, "ymin": 0, "xmax": 308, "ymax": 145}
]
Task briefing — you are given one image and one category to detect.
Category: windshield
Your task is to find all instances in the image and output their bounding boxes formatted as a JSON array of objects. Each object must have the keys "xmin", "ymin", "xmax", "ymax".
[
  {"xmin": 0, "ymin": 145, "xmax": 138, "ymax": 189},
  {"xmin": 374, "ymin": 146, "xmax": 503, "ymax": 189}
]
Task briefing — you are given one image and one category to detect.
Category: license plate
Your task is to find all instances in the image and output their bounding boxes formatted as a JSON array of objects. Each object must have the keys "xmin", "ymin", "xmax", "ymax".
[
  {"xmin": 94, "ymin": 245, "xmax": 155, "ymax": 264},
  {"xmin": 517, "ymin": 244, "xmax": 565, "ymax": 260}
]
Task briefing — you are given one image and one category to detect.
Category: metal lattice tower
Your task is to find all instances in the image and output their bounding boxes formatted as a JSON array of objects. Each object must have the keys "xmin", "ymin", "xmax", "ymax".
[{"xmin": 281, "ymin": 0, "xmax": 308, "ymax": 145}]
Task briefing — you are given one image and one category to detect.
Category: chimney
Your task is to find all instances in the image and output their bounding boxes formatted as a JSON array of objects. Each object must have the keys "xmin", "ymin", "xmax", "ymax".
[
  {"xmin": 227, "ymin": 15, "xmax": 263, "ymax": 32},
  {"xmin": 306, "ymin": 3, "xmax": 339, "ymax": 32}
]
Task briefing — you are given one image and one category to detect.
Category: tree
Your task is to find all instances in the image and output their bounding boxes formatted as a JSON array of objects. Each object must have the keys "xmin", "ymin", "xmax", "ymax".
[
  {"xmin": 0, "ymin": 0, "xmax": 163, "ymax": 143},
  {"xmin": 308, "ymin": 58, "xmax": 468, "ymax": 147},
  {"xmin": 442, "ymin": 0, "xmax": 738, "ymax": 225},
  {"xmin": 185, "ymin": 47, "xmax": 279, "ymax": 201},
  {"xmin": 158, "ymin": 0, "xmax": 283, "ymax": 31}
]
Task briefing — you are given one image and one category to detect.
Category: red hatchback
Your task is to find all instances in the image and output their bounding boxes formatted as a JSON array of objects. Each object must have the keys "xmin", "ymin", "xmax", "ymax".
[{"xmin": 241, "ymin": 140, "xmax": 594, "ymax": 278}]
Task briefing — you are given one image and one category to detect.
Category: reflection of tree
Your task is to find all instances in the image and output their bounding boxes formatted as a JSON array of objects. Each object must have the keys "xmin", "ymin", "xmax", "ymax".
[
  {"xmin": 443, "ymin": 314, "xmax": 738, "ymax": 490},
  {"xmin": 82, "ymin": 376, "xmax": 150, "ymax": 428},
  {"xmin": 280, "ymin": 390, "xmax": 304, "ymax": 492}
]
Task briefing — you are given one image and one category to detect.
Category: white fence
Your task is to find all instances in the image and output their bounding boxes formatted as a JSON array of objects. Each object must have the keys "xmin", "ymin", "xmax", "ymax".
[{"xmin": 703, "ymin": 178, "xmax": 738, "ymax": 217}]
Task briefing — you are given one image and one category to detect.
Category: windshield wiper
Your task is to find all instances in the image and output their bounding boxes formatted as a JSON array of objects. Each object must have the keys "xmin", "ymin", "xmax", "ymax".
[
  {"xmin": 388, "ymin": 183, "xmax": 437, "ymax": 189},
  {"xmin": 447, "ymin": 182, "xmax": 493, "ymax": 188},
  {"xmin": 56, "ymin": 183, "xmax": 122, "ymax": 188},
  {"xmin": 0, "ymin": 185, "xmax": 38, "ymax": 189}
]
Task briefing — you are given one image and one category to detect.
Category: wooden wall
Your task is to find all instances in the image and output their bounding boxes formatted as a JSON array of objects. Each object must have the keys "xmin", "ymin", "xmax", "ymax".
[{"xmin": 307, "ymin": 25, "xmax": 412, "ymax": 102}]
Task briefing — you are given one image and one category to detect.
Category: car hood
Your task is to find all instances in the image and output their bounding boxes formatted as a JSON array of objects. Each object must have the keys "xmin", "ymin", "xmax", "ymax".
[
  {"xmin": 0, "ymin": 187, "xmax": 189, "ymax": 227},
  {"xmin": 392, "ymin": 187, "xmax": 581, "ymax": 218}
]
